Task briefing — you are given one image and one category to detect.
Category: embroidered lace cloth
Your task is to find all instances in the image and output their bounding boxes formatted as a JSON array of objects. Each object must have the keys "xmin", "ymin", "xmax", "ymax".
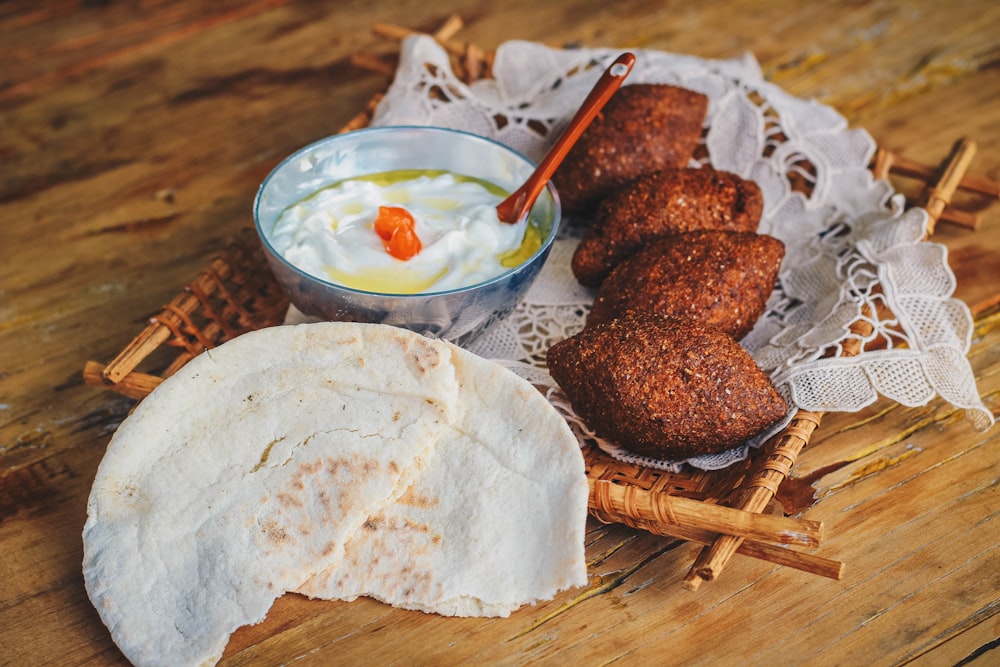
[{"xmin": 340, "ymin": 36, "xmax": 994, "ymax": 471}]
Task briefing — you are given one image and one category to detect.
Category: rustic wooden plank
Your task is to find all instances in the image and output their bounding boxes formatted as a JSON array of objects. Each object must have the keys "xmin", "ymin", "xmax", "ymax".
[
  {"xmin": 908, "ymin": 613, "xmax": 1000, "ymax": 666},
  {"xmin": 600, "ymin": 402, "xmax": 1000, "ymax": 665},
  {"xmin": 1, "ymin": 1, "xmax": 998, "ymax": 665}
]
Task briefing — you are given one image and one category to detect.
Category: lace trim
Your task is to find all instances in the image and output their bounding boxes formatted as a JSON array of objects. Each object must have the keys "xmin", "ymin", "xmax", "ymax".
[{"xmin": 364, "ymin": 37, "xmax": 995, "ymax": 469}]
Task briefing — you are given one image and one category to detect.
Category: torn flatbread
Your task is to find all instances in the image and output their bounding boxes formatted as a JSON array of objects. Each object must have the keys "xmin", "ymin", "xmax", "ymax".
[
  {"xmin": 83, "ymin": 323, "xmax": 458, "ymax": 667},
  {"xmin": 82, "ymin": 322, "xmax": 588, "ymax": 667},
  {"xmin": 298, "ymin": 346, "xmax": 588, "ymax": 616}
]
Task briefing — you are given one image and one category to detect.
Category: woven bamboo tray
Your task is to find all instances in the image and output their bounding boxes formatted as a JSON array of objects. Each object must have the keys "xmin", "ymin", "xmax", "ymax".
[{"xmin": 83, "ymin": 18, "xmax": 995, "ymax": 589}]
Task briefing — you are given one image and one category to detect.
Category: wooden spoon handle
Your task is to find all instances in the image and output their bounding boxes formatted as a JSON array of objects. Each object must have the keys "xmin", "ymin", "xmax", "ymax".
[{"xmin": 495, "ymin": 52, "xmax": 636, "ymax": 223}]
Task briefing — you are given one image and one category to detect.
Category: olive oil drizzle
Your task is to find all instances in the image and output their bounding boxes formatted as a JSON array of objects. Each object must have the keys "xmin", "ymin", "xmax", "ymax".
[{"xmin": 282, "ymin": 169, "xmax": 545, "ymax": 293}]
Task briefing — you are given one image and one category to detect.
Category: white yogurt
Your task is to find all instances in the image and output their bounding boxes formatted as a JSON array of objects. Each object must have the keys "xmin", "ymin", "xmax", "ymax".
[{"xmin": 270, "ymin": 171, "xmax": 538, "ymax": 294}]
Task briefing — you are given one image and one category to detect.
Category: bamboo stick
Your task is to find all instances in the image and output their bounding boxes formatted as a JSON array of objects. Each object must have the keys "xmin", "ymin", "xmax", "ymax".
[
  {"xmin": 351, "ymin": 16, "xmax": 468, "ymax": 79},
  {"xmin": 99, "ymin": 320, "xmax": 176, "ymax": 384},
  {"xmin": 432, "ymin": 15, "xmax": 464, "ymax": 42},
  {"xmin": 85, "ymin": 231, "xmax": 284, "ymax": 392},
  {"xmin": 919, "ymin": 138, "xmax": 978, "ymax": 235},
  {"xmin": 617, "ymin": 515, "xmax": 844, "ymax": 581},
  {"xmin": 349, "ymin": 53, "xmax": 394, "ymax": 76},
  {"xmin": 683, "ymin": 137, "xmax": 976, "ymax": 590},
  {"xmin": 589, "ymin": 479, "xmax": 824, "ymax": 547},
  {"xmin": 83, "ymin": 361, "xmax": 163, "ymax": 400},
  {"xmin": 97, "ymin": 252, "xmax": 239, "ymax": 383},
  {"xmin": 682, "ymin": 411, "xmax": 823, "ymax": 590},
  {"xmin": 367, "ymin": 18, "xmax": 491, "ymax": 84},
  {"xmin": 872, "ymin": 145, "xmax": 992, "ymax": 230},
  {"xmin": 917, "ymin": 205, "xmax": 979, "ymax": 230},
  {"xmin": 873, "ymin": 147, "xmax": 999, "ymax": 198},
  {"xmin": 338, "ymin": 94, "xmax": 384, "ymax": 134},
  {"xmin": 371, "ymin": 21, "xmax": 465, "ymax": 56}
]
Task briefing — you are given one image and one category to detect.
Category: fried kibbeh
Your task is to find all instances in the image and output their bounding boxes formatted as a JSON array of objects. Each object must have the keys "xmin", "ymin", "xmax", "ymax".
[
  {"xmin": 552, "ymin": 84, "xmax": 708, "ymax": 215},
  {"xmin": 587, "ymin": 230, "xmax": 785, "ymax": 340},
  {"xmin": 547, "ymin": 313, "xmax": 787, "ymax": 460},
  {"xmin": 571, "ymin": 167, "xmax": 764, "ymax": 287}
]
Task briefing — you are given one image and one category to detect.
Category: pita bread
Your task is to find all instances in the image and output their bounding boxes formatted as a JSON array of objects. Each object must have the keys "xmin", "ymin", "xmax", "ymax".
[
  {"xmin": 82, "ymin": 322, "xmax": 587, "ymax": 667},
  {"xmin": 298, "ymin": 348, "xmax": 588, "ymax": 616}
]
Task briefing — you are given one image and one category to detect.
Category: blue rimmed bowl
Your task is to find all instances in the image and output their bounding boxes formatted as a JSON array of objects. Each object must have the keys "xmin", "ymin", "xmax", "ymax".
[{"xmin": 253, "ymin": 126, "xmax": 561, "ymax": 347}]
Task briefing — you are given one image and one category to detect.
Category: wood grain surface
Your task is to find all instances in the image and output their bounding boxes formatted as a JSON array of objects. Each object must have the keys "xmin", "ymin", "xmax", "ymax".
[{"xmin": 2, "ymin": 1, "xmax": 998, "ymax": 665}]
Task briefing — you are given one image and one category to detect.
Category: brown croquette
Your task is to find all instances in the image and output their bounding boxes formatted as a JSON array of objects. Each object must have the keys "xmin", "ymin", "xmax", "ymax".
[
  {"xmin": 571, "ymin": 167, "xmax": 764, "ymax": 287},
  {"xmin": 546, "ymin": 313, "xmax": 788, "ymax": 460},
  {"xmin": 552, "ymin": 84, "xmax": 708, "ymax": 216},
  {"xmin": 587, "ymin": 230, "xmax": 785, "ymax": 340}
]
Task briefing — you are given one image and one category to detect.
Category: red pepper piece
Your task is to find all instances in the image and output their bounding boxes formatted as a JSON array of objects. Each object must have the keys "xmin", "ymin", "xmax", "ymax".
[{"xmin": 373, "ymin": 206, "xmax": 422, "ymax": 260}]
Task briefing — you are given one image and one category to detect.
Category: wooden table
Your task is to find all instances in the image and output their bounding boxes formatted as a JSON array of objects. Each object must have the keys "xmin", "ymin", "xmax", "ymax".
[{"xmin": 3, "ymin": 2, "xmax": 998, "ymax": 665}]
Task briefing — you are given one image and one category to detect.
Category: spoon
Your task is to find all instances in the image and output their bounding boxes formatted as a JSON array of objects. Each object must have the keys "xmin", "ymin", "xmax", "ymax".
[{"xmin": 495, "ymin": 52, "xmax": 637, "ymax": 224}]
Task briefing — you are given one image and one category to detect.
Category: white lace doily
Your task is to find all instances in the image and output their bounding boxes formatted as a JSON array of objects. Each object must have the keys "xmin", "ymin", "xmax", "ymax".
[{"xmin": 365, "ymin": 36, "xmax": 994, "ymax": 471}]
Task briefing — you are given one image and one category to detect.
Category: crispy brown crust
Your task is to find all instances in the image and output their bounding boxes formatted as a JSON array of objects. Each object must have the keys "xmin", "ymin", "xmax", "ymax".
[
  {"xmin": 552, "ymin": 84, "xmax": 708, "ymax": 216},
  {"xmin": 571, "ymin": 167, "xmax": 764, "ymax": 287},
  {"xmin": 546, "ymin": 313, "xmax": 787, "ymax": 460},
  {"xmin": 587, "ymin": 230, "xmax": 785, "ymax": 340}
]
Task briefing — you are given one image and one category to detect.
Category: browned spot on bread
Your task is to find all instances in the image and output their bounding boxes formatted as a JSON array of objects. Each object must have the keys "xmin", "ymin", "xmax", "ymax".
[
  {"xmin": 358, "ymin": 455, "xmax": 378, "ymax": 476},
  {"xmin": 397, "ymin": 485, "xmax": 439, "ymax": 509},
  {"xmin": 319, "ymin": 455, "xmax": 382, "ymax": 517},
  {"xmin": 324, "ymin": 458, "xmax": 343, "ymax": 476},
  {"xmin": 277, "ymin": 492, "xmax": 303, "ymax": 509},
  {"xmin": 259, "ymin": 518, "xmax": 294, "ymax": 548},
  {"xmin": 411, "ymin": 345, "xmax": 442, "ymax": 377},
  {"xmin": 406, "ymin": 519, "xmax": 430, "ymax": 534},
  {"xmin": 299, "ymin": 459, "xmax": 322, "ymax": 476}
]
